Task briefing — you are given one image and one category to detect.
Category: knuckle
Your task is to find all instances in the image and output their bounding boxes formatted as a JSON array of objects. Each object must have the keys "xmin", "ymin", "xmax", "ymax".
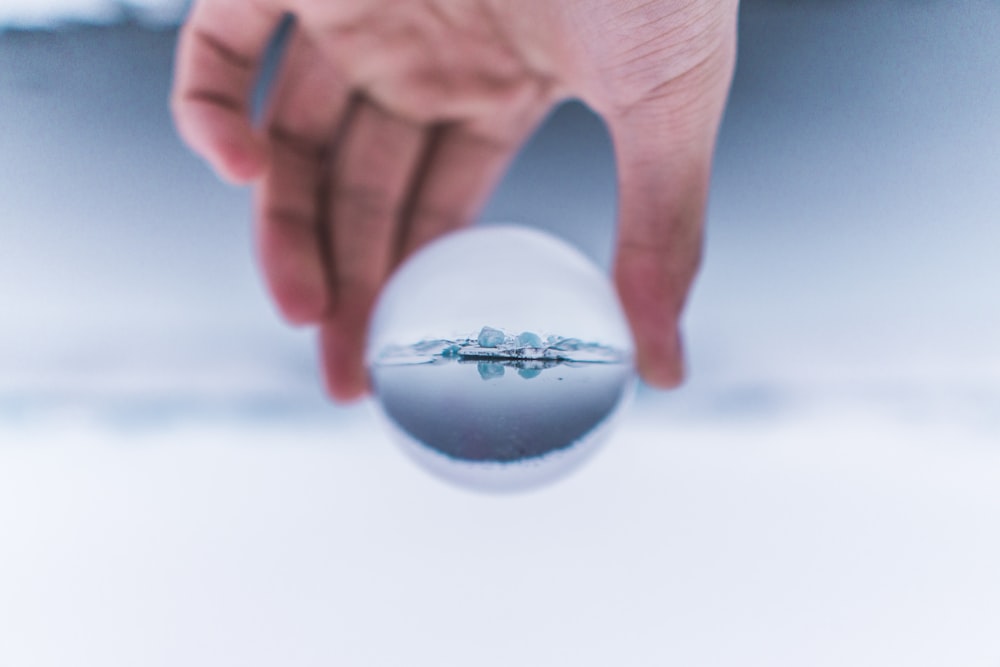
[
  {"xmin": 333, "ymin": 182, "xmax": 400, "ymax": 221},
  {"xmin": 192, "ymin": 27, "xmax": 255, "ymax": 71},
  {"xmin": 268, "ymin": 123, "xmax": 326, "ymax": 161}
]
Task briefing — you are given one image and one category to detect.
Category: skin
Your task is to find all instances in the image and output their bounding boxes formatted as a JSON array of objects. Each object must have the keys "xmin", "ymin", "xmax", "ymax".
[{"xmin": 171, "ymin": 0, "xmax": 739, "ymax": 401}]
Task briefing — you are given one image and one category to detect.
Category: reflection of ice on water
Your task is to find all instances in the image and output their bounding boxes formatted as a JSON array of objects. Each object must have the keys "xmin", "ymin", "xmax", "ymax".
[{"xmin": 371, "ymin": 343, "xmax": 633, "ymax": 491}]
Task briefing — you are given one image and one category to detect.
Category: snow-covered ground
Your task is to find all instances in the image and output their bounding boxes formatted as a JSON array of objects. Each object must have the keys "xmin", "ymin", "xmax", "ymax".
[
  {"xmin": 1, "ymin": 1, "xmax": 999, "ymax": 665},
  {"xmin": 3, "ymin": 408, "xmax": 1000, "ymax": 666}
]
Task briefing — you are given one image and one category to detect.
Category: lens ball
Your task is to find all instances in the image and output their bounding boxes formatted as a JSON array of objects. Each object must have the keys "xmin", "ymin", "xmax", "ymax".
[{"xmin": 367, "ymin": 225, "xmax": 635, "ymax": 492}]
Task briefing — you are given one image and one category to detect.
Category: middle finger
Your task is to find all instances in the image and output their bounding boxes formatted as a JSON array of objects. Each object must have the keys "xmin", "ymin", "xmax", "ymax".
[{"xmin": 321, "ymin": 99, "xmax": 428, "ymax": 400}]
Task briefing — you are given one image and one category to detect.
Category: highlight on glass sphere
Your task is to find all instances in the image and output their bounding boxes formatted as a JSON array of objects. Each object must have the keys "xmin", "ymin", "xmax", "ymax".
[{"xmin": 366, "ymin": 225, "xmax": 635, "ymax": 492}]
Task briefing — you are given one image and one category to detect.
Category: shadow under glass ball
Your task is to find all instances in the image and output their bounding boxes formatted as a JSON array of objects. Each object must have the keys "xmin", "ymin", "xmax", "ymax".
[{"xmin": 367, "ymin": 226, "xmax": 635, "ymax": 492}]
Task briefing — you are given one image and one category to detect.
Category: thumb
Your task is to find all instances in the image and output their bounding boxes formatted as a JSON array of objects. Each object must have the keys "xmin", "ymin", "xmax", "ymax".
[{"xmin": 607, "ymin": 42, "xmax": 735, "ymax": 388}]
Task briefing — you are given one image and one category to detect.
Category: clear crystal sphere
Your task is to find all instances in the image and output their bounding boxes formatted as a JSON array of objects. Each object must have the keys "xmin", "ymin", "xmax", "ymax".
[{"xmin": 367, "ymin": 225, "xmax": 635, "ymax": 492}]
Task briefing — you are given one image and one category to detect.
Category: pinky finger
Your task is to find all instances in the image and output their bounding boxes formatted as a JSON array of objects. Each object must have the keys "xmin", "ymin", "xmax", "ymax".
[{"xmin": 171, "ymin": 0, "xmax": 283, "ymax": 183}]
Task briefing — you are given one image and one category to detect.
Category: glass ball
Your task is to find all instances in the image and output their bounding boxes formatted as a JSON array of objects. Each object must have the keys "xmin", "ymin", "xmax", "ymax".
[{"xmin": 367, "ymin": 225, "xmax": 635, "ymax": 492}]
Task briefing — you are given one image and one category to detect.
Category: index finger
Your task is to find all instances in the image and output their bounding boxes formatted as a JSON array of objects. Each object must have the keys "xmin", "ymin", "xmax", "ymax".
[{"xmin": 171, "ymin": 0, "xmax": 283, "ymax": 183}]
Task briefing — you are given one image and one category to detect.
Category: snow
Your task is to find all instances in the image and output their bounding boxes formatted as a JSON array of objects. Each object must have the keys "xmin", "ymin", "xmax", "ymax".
[
  {"xmin": 1, "ymin": 400, "xmax": 998, "ymax": 666},
  {"xmin": 477, "ymin": 325, "xmax": 505, "ymax": 348}
]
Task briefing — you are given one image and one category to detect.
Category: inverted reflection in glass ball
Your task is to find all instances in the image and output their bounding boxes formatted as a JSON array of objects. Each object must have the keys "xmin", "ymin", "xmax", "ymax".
[{"xmin": 367, "ymin": 226, "xmax": 635, "ymax": 492}]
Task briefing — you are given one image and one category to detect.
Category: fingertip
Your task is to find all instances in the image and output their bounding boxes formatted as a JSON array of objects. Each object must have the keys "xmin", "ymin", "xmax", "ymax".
[
  {"xmin": 614, "ymin": 264, "xmax": 682, "ymax": 388},
  {"xmin": 216, "ymin": 138, "xmax": 269, "ymax": 184},
  {"xmin": 324, "ymin": 374, "xmax": 371, "ymax": 404},
  {"xmin": 173, "ymin": 100, "xmax": 268, "ymax": 185},
  {"xmin": 200, "ymin": 125, "xmax": 269, "ymax": 185},
  {"xmin": 273, "ymin": 288, "xmax": 327, "ymax": 327},
  {"xmin": 636, "ymin": 339, "xmax": 686, "ymax": 390},
  {"xmin": 319, "ymin": 321, "xmax": 372, "ymax": 404}
]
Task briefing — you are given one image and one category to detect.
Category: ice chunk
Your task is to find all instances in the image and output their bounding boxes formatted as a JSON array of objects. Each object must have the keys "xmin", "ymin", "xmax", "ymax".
[
  {"xmin": 477, "ymin": 326, "xmax": 506, "ymax": 348},
  {"xmin": 549, "ymin": 337, "xmax": 583, "ymax": 351},
  {"xmin": 517, "ymin": 367, "xmax": 542, "ymax": 380},
  {"xmin": 516, "ymin": 331, "xmax": 543, "ymax": 348}
]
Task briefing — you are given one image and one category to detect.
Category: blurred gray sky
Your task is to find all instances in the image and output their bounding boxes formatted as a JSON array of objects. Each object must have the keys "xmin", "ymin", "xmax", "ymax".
[{"xmin": 1, "ymin": 0, "xmax": 998, "ymax": 412}]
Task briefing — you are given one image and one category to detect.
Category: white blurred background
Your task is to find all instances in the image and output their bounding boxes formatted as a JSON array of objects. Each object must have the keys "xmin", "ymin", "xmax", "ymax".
[{"xmin": 1, "ymin": 1, "xmax": 999, "ymax": 665}]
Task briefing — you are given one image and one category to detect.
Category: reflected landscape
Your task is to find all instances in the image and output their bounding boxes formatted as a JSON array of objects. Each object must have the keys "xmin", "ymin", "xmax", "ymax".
[{"xmin": 371, "ymin": 353, "xmax": 633, "ymax": 491}]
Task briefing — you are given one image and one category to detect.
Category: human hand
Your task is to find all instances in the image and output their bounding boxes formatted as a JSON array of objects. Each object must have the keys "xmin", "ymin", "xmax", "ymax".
[{"xmin": 171, "ymin": 0, "xmax": 738, "ymax": 401}]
